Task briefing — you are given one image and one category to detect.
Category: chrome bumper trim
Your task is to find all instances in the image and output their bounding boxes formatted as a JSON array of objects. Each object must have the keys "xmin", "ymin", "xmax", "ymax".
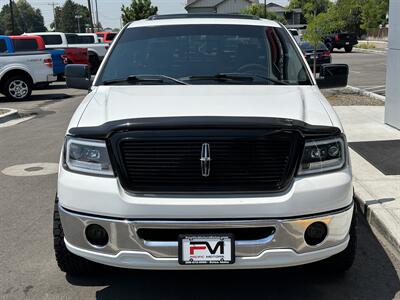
[
  {"xmin": 59, "ymin": 204, "xmax": 354, "ymax": 259},
  {"xmin": 65, "ymin": 238, "xmax": 350, "ymax": 270}
]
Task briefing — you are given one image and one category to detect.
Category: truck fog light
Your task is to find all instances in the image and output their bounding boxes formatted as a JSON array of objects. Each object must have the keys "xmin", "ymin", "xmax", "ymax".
[
  {"xmin": 304, "ymin": 222, "xmax": 327, "ymax": 246},
  {"xmin": 85, "ymin": 224, "xmax": 109, "ymax": 247}
]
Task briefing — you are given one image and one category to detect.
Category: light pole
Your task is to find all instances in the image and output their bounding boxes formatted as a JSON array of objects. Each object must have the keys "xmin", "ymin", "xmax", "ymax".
[{"xmin": 75, "ymin": 15, "xmax": 82, "ymax": 33}]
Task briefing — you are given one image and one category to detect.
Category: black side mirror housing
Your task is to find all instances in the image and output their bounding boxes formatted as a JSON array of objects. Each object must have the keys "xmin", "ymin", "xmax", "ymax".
[
  {"xmin": 317, "ymin": 64, "xmax": 349, "ymax": 89},
  {"xmin": 65, "ymin": 64, "xmax": 92, "ymax": 90}
]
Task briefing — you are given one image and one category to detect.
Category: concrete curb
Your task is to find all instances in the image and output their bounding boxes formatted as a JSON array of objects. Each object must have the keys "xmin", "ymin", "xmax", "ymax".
[
  {"xmin": 354, "ymin": 185, "xmax": 400, "ymax": 257},
  {"xmin": 346, "ymin": 85, "xmax": 386, "ymax": 102},
  {"xmin": 0, "ymin": 108, "xmax": 19, "ymax": 124},
  {"xmin": 353, "ymin": 47, "xmax": 387, "ymax": 54}
]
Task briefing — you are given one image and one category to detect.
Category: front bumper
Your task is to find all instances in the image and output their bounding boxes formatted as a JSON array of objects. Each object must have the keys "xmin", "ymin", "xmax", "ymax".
[
  {"xmin": 58, "ymin": 166, "xmax": 353, "ymax": 219},
  {"xmin": 60, "ymin": 204, "xmax": 354, "ymax": 270}
]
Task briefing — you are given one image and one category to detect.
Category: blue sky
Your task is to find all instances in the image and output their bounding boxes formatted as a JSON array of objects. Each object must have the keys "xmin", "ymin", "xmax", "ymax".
[{"xmin": 18, "ymin": 0, "xmax": 289, "ymax": 29}]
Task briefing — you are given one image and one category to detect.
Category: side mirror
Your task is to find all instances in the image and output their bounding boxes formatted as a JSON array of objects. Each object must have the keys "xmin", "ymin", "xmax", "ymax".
[
  {"xmin": 316, "ymin": 64, "xmax": 349, "ymax": 89},
  {"xmin": 65, "ymin": 64, "xmax": 92, "ymax": 90}
]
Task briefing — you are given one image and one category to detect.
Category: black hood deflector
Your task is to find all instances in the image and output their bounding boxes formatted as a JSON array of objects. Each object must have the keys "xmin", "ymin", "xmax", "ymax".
[{"xmin": 68, "ymin": 116, "xmax": 341, "ymax": 139}]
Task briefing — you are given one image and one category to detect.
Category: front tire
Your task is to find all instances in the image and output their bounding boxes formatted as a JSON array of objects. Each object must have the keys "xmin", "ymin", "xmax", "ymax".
[
  {"xmin": 345, "ymin": 46, "xmax": 353, "ymax": 53},
  {"xmin": 4, "ymin": 76, "xmax": 32, "ymax": 101},
  {"xmin": 89, "ymin": 54, "xmax": 100, "ymax": 75},
  {"xmin": 53, "ymin": 200, "xmax": 103, "ymax": 275}
]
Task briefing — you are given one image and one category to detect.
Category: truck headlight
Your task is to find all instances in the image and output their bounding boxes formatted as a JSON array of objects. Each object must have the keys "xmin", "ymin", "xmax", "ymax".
[
  {"xmin": 297, "ymin": 136, "xmax": 346, "ymax": 175},
  {"xmin": 64, "ymin": 137, "xmax": 114, "ymax": 176}
]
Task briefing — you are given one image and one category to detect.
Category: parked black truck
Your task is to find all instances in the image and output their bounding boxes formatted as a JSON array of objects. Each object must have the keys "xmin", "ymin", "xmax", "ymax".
[{"xmin": 324, "ymin": 32, "xmax": 358, "ymax": 53}]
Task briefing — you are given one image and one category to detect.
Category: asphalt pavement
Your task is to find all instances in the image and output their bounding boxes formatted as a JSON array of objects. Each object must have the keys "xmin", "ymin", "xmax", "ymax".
[
  {"xmin": 332, "ymin": 49, "xmax": 387, "ymax": 96},
  {"xmin": 0, "ymin": 59, "xmax": 398, "ymax": 299}
]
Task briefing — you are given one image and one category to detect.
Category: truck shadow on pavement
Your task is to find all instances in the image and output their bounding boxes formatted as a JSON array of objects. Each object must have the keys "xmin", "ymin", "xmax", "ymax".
[
  {"xmin": 0, "ymin": 93, "xmax": 70, "ymax": 103},
  {"xmin": 66, "ymin": 214, "xmax": 400, "ymax": 300}
]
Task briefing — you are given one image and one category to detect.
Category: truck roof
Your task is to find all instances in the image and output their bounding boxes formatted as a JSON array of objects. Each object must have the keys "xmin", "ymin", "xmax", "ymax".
[
  {"xmin": 0, "ymin": 51, "xmax": 50, "ymax": 57},
  {"xmin": 128, "ymin": 14, "xmax": 281, "ymax": 29}
]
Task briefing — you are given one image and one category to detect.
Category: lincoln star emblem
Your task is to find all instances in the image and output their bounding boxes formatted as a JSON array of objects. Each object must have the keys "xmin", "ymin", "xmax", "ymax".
[{"xmin": 200, "ymin": 143, "xmax": 211, "ymax": 177}]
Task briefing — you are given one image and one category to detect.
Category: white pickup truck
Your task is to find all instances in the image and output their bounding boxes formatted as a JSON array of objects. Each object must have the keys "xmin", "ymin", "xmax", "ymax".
[
  {"xmin": 0, "ymin": 51, "xmax": 56, "ymax": 100},
  {"xmin": 25, "ymin": 32, "xmax": 109, "ymax": 72},
  {"xmin": 57, "ymin": 14, "xmax": 356, "ymax": 275}
]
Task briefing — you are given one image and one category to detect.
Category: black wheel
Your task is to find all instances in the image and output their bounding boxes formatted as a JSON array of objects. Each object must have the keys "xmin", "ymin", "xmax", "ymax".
[
  {"xmin": 89, "ymin": 54, "xmax": 100, "ymax": 75},
  {"xmin": 320, "ymin": 205, "xmax": 357, "ymax": 273},
  {"xmin": 53, "ymin": 199, "xmax": 103, "ymax": 275},
  {"xmin": 4, "ymin": 76, "xmax": 32, "ymax": 101},
  {"xmin": 345, "ymin": 46, "xmax": 353, "ymax": 53}
]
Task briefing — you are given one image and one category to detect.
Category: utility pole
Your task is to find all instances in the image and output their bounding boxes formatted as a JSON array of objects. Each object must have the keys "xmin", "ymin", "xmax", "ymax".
[
  {"xmin": 9, "ymin": 0, "xmax": 15, "ymax": 35},
  {"xmin": 51, "ymin": 2, "xmax": 57, "ymax": 31},
  {"xmin": 264, "ymin": 0, "xmax": 267, "ymax": 18},
  {"xmin": 87, "ymin": 0, "xmax": 95, "ymax": 33},
  {"xmin": 94, "ymin": 0, "xmax": 99, "ymax": 30}
]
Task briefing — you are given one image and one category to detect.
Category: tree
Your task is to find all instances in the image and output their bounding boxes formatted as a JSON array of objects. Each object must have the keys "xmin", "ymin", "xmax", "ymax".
[
  {"xmin": 241, "ymin": 3, "xmax": 287, "ymax": 23},
  {"xmin": 331, "ymin": 0, "xmax": 363, "ymax": 35},
  {"xmin": 0, "ymin": 0, "xmax": 46, "ymax": 35},
  {"xmin": 360, "ymin": 0, "xmax": 389, "ymax": 35},
  {"xmin": 288, "ymin": 0, "xmax": 330, "ymax": 18},
  {"xmin": 15, "ymin": 0, "xmax": 47, "ymax": 33},
  {"xmin": 51, "ymin": 0, "xmax": 91, "ymax": 33},
  {"xmin": 303, "ymin": 9, "xmax": 340, "ymax": 76},
  {"xmin": 121, "ymin": 0, "xmax": 158, "ymax": 25}
]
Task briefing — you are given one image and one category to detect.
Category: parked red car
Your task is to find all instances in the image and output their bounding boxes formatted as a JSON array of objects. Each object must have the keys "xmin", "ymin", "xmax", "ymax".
[{"xmin": 96, "ymin": 31, "xmax": 117, "ymax": 44}]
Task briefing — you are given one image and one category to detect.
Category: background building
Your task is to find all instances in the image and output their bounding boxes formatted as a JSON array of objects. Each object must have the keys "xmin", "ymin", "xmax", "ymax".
[
  {"xmin": 266, "ymin": 2, "xmax": 304, "ymax": 26},
  {"xmin": 185, "ymin": 0, "xmax": 259, "ymax": 14}
]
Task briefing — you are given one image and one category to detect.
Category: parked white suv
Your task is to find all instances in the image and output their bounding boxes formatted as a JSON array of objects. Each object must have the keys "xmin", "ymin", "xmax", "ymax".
[{"xmin": 56, "ymin": 14, "xmax": 356, "ymax": 275}]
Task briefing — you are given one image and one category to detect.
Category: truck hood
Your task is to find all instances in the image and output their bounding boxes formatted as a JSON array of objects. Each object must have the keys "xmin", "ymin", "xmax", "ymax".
[{"xmin": 76, "ymin": 85, "xmax": 334, "ymax": 128}]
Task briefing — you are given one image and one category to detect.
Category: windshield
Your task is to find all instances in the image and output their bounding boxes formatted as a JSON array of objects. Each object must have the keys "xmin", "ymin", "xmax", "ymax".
[{"xmin": 98, "ymin": 25, "xmax": 311, "ymax": 85}]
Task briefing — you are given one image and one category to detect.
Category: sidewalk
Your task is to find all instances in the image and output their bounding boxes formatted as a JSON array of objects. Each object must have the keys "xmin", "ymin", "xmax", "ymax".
[
  {"xmin": 355, "ymin": 40, "xmax": 388, "ymax": 53},
  {"xmin": 334, "ymin": 105, "xmax": 400, "ymax": 254}
]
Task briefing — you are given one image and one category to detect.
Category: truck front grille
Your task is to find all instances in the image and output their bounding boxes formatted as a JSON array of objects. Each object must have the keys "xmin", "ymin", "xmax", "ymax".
[{"xmin": 112, "ymin": 129, "xmax": 303, "ymax": 194}]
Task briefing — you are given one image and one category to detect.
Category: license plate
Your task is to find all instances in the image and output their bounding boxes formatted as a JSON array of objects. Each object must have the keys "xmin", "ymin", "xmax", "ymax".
[
  {"xmin": 345, "ymin": 42, "xmax": 350, "ymax": 45},
  {"xmin": 178, "ymin": 234, "xmax": 235, "ymax": 265}
]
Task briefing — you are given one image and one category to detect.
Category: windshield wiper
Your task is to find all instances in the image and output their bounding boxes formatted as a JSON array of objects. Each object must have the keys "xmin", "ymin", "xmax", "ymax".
[
  {"xmin": 183, "ymin": 73, "xmax": 288, "ymax": 85},
  {"xmin": 102, "ymin": 74, "xmax": 188, "ymax": 85}
]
